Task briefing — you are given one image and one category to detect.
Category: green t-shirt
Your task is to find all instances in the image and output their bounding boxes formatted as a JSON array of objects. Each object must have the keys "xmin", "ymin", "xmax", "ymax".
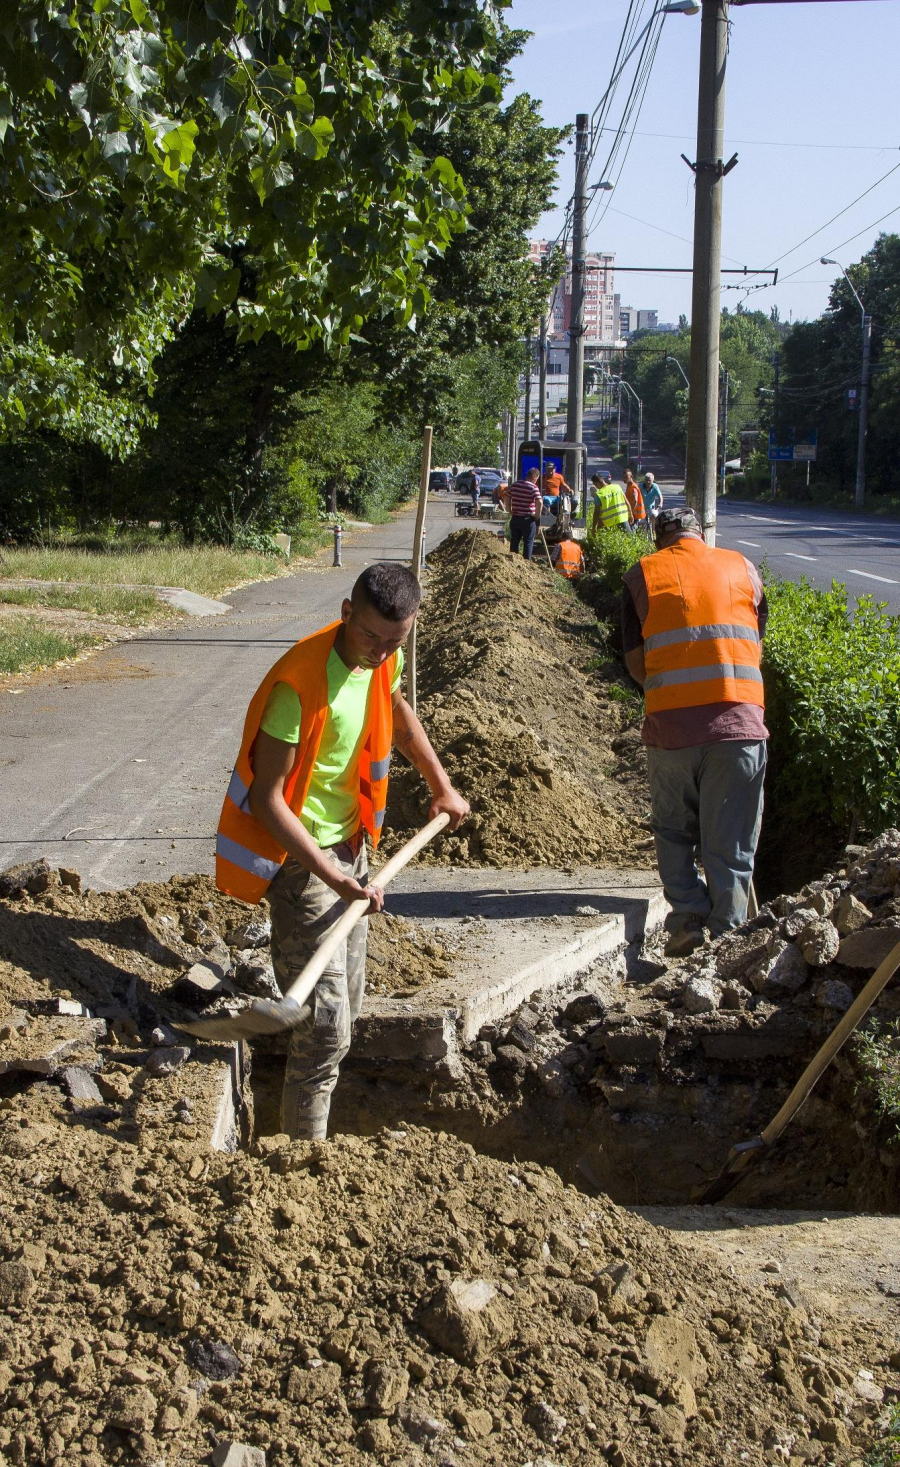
[{"xmin": 259, "ymin": 648, "xmax": 404, "ymax": 847}]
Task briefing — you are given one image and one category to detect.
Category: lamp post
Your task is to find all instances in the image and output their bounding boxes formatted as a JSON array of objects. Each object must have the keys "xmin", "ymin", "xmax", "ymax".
[
  {"xmin": 821, "ymin": 256, "xmax": 871, "ymax": 510},
  {"xmin": 665, "ymin": 355, "xmax": 690, "ymax": 484},
  {"xmin": 615, "ymin": 378, "xmax": 643, "ymax": 473}
]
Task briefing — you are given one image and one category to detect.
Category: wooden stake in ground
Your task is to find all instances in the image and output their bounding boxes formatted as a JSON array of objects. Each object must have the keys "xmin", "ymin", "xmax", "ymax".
[
  {"xmin": 452, "ymin": 530, "xmax": 479, "ymax": 620},
  {"xmin": 407, "ymin": 424, "xmax": 433, "ymax": 715}
]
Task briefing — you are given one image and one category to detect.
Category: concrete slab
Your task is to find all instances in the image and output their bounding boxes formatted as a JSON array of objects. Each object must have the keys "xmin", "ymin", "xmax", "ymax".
[{"xmin": 352, "ymin": 867, "xmax": 666, "ymax": 1072}]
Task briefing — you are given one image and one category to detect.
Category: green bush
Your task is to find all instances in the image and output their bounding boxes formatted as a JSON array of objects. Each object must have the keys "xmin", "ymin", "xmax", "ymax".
[{"xmin": 762, "ymin": 575, "xmax": 900, "ymax": 836}]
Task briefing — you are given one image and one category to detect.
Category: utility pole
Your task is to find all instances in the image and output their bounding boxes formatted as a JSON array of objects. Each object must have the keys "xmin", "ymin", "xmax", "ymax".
[
  {"xmin": 538, "ymin": 314, "xmax": 548, "ymax": 440},
  {"xmin": 856, "ymin": 314, "xmax": 872, "ymax": 509},
  {"xmin": 524, "ymin": 333, "xmax": 533, "ymax": 446},
  {"xmin": 686, "ymin": 0, "xmax": 731, "ymax": 547},
  {"xmin": 565, "ymin": 112, "xmax": 589, "ymax": 497}
]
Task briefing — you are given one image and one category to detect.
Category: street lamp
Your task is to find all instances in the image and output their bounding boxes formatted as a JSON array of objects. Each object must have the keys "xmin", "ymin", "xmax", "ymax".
[
  {"xmin": 665, "ymin": 356, "xmax": 690, "ymax": 483},
  {"xmin": 820, "ymin": 256, "xmax": 872, "ymax": 509},
  {"xmin": 616, "ymin": 379, "xmax": 644, "ymax": 472}
]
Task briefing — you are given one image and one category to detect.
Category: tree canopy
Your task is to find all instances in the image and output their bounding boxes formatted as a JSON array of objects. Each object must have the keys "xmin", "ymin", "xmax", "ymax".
[{"xmin": 0, "ymin": 0, "xmax": 498, "ymax": 430}]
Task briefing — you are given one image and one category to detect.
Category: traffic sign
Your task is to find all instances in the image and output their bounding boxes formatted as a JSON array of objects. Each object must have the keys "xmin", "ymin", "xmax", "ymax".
[{"xmin": 768, "ymin": 428, "xmax": 817, "ymax": 462}]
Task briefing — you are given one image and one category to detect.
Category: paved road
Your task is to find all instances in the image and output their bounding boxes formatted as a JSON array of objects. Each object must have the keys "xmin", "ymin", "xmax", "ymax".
[
  {"xmin": 0, "ymin": 497, "xmax": 467, "ymax": 890},
  {"xmin": 578, "ymin": 409, "xmax": 900, "ymax": 614}
]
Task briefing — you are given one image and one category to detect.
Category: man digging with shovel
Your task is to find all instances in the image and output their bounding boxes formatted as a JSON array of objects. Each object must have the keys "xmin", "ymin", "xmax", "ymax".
[{"xmin": 213, "ymin": 562, "xmax": 469, "ymax": 1140}]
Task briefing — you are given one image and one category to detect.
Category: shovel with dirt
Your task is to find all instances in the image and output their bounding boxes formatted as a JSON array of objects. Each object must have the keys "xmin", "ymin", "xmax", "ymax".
[{"xmin": 177, "ymin": 812, "xmax": 450, "ymax": 1042}]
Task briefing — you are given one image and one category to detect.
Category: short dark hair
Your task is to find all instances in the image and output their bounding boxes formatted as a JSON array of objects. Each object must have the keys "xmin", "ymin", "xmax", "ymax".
[{"xmin": 352, "ymin": 563, "xmax": 421, "ymax": 621}]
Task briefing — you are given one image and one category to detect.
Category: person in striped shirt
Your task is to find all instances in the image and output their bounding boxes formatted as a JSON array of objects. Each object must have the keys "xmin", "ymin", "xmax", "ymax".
[{"xmin": 507, "ymin": 467, "xmax": 543, "ymax": 560}]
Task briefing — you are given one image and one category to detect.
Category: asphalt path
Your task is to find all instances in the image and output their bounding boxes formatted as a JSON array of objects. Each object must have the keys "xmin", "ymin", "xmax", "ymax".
[{"xmin": 0, "ymin": 496, "xmax": 469, "ymax": 890}]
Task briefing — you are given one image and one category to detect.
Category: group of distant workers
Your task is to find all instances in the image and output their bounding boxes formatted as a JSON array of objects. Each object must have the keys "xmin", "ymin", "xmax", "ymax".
[{"xmin": 590, "ymin": 468, "xmax": 663, "ymax": 538}]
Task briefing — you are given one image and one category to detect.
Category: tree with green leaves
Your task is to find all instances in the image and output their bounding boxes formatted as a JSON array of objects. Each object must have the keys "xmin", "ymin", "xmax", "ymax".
[{"xmin": 0, "ymin": 0, "xmax": 498, "ymax": 438}]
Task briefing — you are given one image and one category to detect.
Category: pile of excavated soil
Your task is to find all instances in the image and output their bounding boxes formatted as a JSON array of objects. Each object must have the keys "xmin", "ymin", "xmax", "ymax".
[
  {"xmin": 0, "ymin": 1106, "xmax": 891, "ymax": 1467},
  {"xmin": 0, "ymin": 866, "xmax": 448, "ymax": 1024},
  {"xmin": 383, "ymin": 531, "xmax": 653, "ymax": 870}
]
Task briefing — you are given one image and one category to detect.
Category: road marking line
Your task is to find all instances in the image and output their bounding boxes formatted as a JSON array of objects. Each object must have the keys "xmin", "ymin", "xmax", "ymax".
[
  {"xmin": 784, "ymin": 553, "xmax": 817, "ymax": 562},
  {"xmin": 737, "ymin": 540, "xmax": 761, "ymax": 548},
  {"xmin": 848, "ymin": 569, "xmax": 899, "ymax": 584}
]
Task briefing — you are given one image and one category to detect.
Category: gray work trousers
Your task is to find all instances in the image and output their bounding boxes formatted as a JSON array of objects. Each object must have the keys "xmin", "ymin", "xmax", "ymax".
[
  {"xmin": 267, "ymin": 836, "xmax": 367, "ymax": 1141},
  {"xmin": 646, "ymin": 740, "xmax": 767, "ymax": 938}
]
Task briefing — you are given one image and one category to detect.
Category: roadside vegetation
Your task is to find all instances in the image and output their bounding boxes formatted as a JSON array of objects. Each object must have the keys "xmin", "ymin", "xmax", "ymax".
[
  {"xmin": 577, "ymin": 531, "xmax": 900, "ymax": 887},
  {"xmin": 0, "ymin": 540, "xmax": 300, "ymax": 599},
  {"xmin": 0, "ymin": 615, "xmax": 102, "ymax": 678},
  {"xmin": 855, "ymin": 1020, "xmax": 900, "ymax": 1148}
]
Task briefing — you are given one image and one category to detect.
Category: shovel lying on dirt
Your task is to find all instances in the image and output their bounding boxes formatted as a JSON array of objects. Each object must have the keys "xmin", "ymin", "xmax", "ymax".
[
  {"xmin": 695, "ymin": 933, "xmax": 900, "ymax": 1205},
  {"xmin": 177, "ymin": 812, "xmax": 450, "ymax": 1042}
]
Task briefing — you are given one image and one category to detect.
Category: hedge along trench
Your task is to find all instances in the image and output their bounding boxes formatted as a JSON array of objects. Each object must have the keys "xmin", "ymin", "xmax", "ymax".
[{"xmin": 579, "ymin": 529, "xmax": 900, "ymax": 888}]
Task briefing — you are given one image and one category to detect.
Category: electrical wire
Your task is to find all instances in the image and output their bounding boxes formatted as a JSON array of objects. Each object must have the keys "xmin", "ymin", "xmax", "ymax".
[
  {"xmin": 737, "ymin": 158, "xmax": 900, "ymax": 288},
  {"xmin": 599, "ymin": 126, "xmax": 900, "ymax": 153},
  {"xmin": 584, "ymin": 8, "xmax": 666, "ymax": 241}
]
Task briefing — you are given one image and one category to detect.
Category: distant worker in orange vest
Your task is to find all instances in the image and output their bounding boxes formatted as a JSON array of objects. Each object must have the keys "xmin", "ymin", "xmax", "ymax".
[
  {"xmin": 622, "ymin": 508, "xmax": 768, "ymax": 958},
  {"xmin": 623, "ymin": 469, "xmax": 646, "ymax": 526},
  {"xmin": 549, "ymin": 531, "xmax": 585, "ymax": 579},
  {"xmin": 542, "ymin": 462, "xmax": 570, "ymax": 514},
  {"xmin": 216, "ymin": 563, "xmax": 469, "ymax": 1139}
]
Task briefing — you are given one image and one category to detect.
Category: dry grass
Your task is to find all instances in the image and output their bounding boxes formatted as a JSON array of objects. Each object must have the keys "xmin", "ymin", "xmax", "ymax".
[
  {"xmin": 0, "ymin": 584, "xmax": 162, "ymax": 624},
  {"xmin": 0, "ymin": 543, "xmax": 287, "ymax": 597}
]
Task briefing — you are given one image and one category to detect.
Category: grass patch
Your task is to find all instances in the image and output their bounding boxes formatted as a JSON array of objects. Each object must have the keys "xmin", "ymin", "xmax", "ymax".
[
  {"xmin": 855, "ymin": 1019, "xmax": 900, "ymax": 1142},
  {"xmin": 865, "ymin": 1400, "xmax": 900, "ymax": 1466},
  {"xmin": 0, "ymin": 542, "xmax": 294, "ymax": 598},
  {"xmin": 0, "ymin": 585, "xmax": 162, "ymax": 624},
  {"xmin": 0, "ymin": 614, "xmax": 101, "ymax": 676}
]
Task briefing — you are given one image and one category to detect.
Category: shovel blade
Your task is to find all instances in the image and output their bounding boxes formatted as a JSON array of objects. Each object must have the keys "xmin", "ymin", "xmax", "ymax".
[{"xmin": 176, "ymin": 997, "xmax": 305, "ymax": 1041}]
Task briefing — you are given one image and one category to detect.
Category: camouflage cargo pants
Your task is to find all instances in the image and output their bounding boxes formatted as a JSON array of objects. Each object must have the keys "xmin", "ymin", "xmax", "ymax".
[{"xmin": 267, "ymin": 834, "xmax": 367, "ymax": 1141}]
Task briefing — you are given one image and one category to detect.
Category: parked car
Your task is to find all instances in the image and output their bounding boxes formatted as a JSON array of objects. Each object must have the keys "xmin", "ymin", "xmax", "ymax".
[
  {"xmin": 455, "ymin": 466, "xmax": 504, "ymax": 497},
  {"xmin": 429, "ymin": 469, "xmax": 453, "ymax": 492}
]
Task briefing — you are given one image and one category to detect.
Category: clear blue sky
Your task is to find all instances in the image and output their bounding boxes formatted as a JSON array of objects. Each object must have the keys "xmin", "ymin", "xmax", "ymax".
[{"xmin": 505, "ymin": 0, "xmax": 900, "ymax": 324}]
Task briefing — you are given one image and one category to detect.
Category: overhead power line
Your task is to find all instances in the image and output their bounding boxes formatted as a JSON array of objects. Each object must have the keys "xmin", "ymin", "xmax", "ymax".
[
  {"xmin": 599, "ymin": 125, "xmax": 900, "ymax": 153},
  {"xmin": 740, "ymin": 158, "xmax": 900, "ymax": 287}
]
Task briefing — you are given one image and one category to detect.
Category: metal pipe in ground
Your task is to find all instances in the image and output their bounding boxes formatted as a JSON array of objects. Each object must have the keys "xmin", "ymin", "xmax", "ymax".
[{"xmin": 332, "ymin": 525, "xmax": 342, "ymax": 567}]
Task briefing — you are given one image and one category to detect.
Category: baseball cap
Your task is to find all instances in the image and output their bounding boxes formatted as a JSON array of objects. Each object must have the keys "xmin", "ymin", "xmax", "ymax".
[{"xmin": 654, "ymin": 507, "xmax": 702, "ymax": 542}]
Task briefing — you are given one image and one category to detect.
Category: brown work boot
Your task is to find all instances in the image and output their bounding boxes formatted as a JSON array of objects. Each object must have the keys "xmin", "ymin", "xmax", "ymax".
[{"xmin": 664, "ymin": 920, "xmax": 707, "ymax": 960}]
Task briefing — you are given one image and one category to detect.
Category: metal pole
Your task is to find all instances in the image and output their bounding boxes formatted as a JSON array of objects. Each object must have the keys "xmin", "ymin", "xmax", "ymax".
[
  {"xmin": 637, "ymin": 396, "xmax": 643, "ymax": 474},
  {"xmin": 524, "ymin": 334, "xmax": 533, "ymax": 446},
  {"xmin": 686, "ymin": 0, "xmax": 729, "ymax": 547},
  {"xmin": 720, "ymin": 368, "xmax": 729, "ymax": 495},
  {"xmin": 538, "ymin": 314, "xmax": 548, "ymax": 440},
  {"xmin": 856, "ymin": 314, "xmax": 872, "ymax": 509},
  {"xmin": 566, "ymin": 112, "xmax": 589, "ymax": 500},
  {"xmin": 332, "ymin": 524, "xmax": 342, "ymax": 567},
  {"xmin": 770, "ymin": 351, "xmax": 780, "ymax": 499},
  {"xmin": 616, "ymin": 384, "xmax": 622, "ymax": 456}
]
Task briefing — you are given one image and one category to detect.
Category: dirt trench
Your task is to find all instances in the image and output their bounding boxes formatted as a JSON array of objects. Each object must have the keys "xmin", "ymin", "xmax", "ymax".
[{"xmin": 1, "ymin": 532, "xmax": 899, "ymax": 1464}]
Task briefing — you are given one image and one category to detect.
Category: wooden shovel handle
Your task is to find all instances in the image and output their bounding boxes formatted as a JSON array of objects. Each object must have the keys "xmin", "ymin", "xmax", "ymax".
[
  {"xmin": 281, "ymin": 813, "xmax": 450, "ymax": 1010},
  {"xmin": 762, "ymin": 934, "xmax": 900, "ymax": 1147}
]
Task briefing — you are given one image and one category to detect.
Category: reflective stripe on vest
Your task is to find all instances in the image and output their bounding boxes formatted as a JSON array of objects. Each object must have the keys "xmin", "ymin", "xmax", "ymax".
[
  {"xmin": 215, "ymin": 622, "xmax": 396, "ymax": 904},
  {"xmin": 640, "ymin": 538, "xmax": 764, "ymax": 714},
  {"xmin": 594, "ymin": 485, "xmax": 629, "ymax": 527}
]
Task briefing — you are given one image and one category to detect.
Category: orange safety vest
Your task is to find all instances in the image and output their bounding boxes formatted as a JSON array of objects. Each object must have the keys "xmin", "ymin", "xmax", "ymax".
[
  {"xmin": 553, "ymin": 540, "xmax": 585, "ymax": 578},
  {"xmin": 215, "ymin": 622, "xmax": 396, "ymax": 904},
  {"xmin": 640, "ymin": 538, "xmax": 764, "ymax": 715},
  {"xmin": 625, "ymin": 482, "xmax": 646, "ymax": 520}
]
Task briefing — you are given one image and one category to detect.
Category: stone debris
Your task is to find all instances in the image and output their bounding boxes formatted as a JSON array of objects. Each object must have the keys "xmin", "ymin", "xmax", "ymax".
[
  {"xmin": 212, "ymin": 1445, "xmax": 267, "ymax": 1467},
  {"xmin": 0, "ymin": 1014, "xmax": 107, "ymax": 1076},
  {"xmin": 60, "ymin": 1065, "xmax": 105, "ymax": 1107}
]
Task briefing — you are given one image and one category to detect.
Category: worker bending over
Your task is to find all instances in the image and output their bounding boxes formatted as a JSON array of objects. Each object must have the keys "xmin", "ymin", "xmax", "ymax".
[
  {"xmin": 216, "ymin": 564, "xmax": 469, "ymax": 1138},
  {"xmin": 549, "ymin": 529, "xmax": 585, "ymax": 579},
  {"xmin": 590, "ymin": 471, "xmax": 632, "ymax": 534},
  {"xmin": 621, "ymin": 507, "xmax": 768, "ymax": 958}
]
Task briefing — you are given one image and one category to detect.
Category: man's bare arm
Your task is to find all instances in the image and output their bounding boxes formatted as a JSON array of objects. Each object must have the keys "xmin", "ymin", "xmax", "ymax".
[
  {"xmin": 391, "ymin": 692, "xmax": 470, "ymax": 827},
  {"xmin": 624, "ymin": 647, "xmax": 646, "ymax": 686},
  {"xmin": 248, "ymin": 731, "xmax": 385, "ymax": 910}
]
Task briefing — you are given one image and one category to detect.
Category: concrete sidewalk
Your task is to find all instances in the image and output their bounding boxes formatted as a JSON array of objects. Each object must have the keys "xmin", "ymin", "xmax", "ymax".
[{"xmin": 0, "ymin": 496, "xmax": 467, "ymax": 889}]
